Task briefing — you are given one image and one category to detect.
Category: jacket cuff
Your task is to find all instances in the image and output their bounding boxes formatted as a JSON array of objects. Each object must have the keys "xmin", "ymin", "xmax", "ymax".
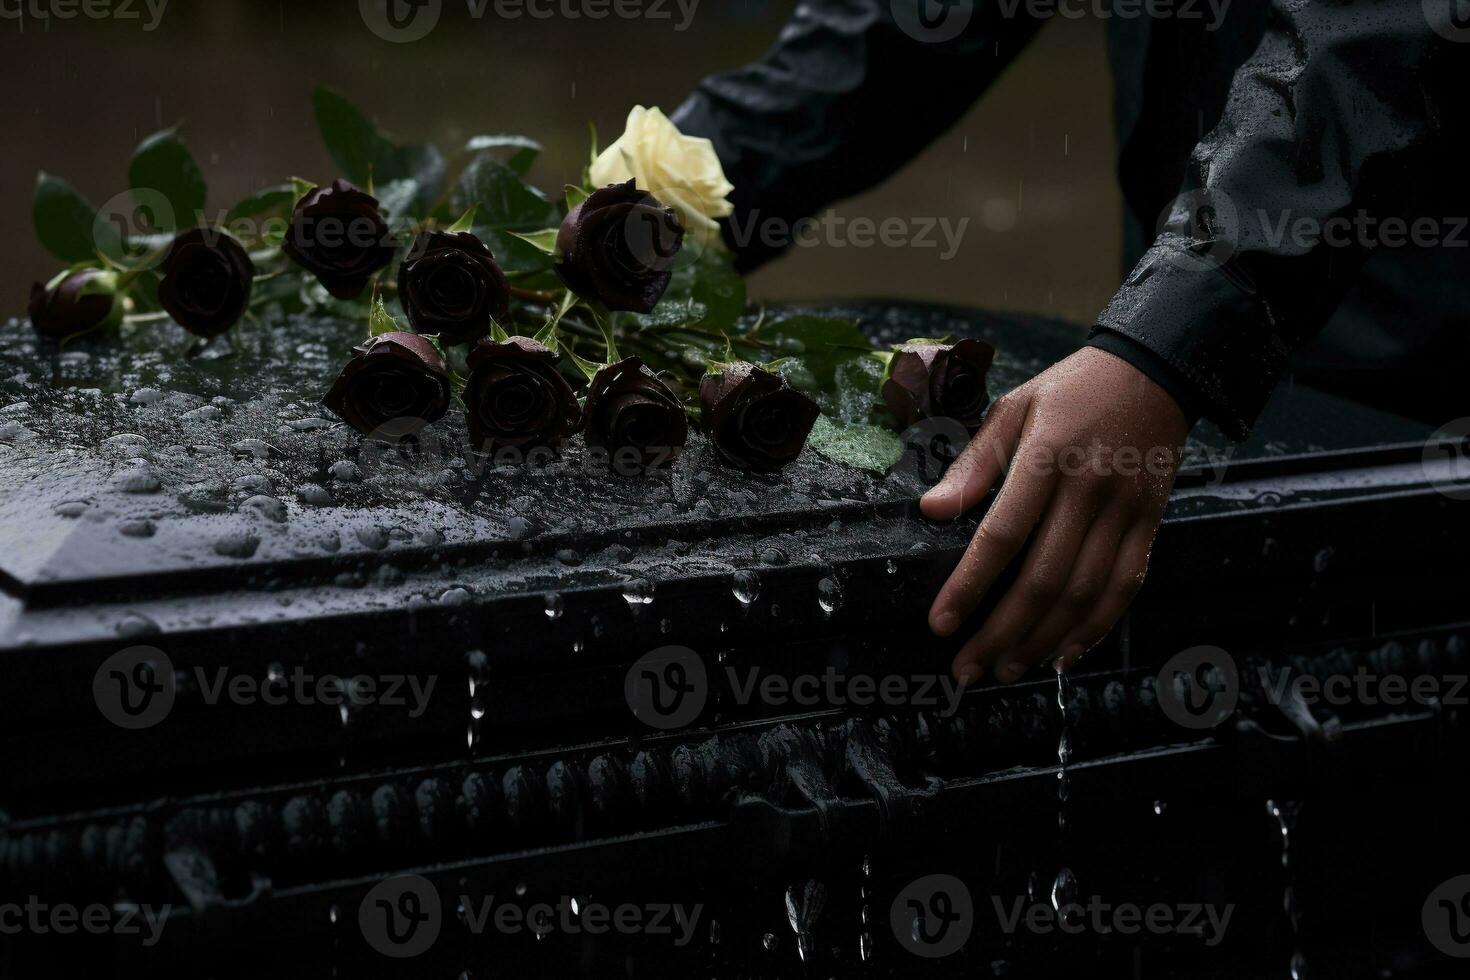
[{"xmin": 1092, "ymin": 233, "xmax": 1291, "ymax": 441}]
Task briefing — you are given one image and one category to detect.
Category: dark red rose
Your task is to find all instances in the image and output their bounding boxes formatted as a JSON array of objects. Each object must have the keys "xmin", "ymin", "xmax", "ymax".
[
  {"xmin": 398, "ymin": 231, "xmax": 511, "ymax": 346},
  {"xmin": 323, "ymin": 332, "xmax": 451, "ymax": 435},
  {"xmin": 583, "ymin": 357, "xmax": 688, "ymax": 472},
  {"xmin": 464, "ymin": 337, "xmax": 582, "ymax": 454},
  {"xmin": 699, "ymin": 363, "xmax": 821, "ymax": 473},
  {"xmin": 881, "ymin": 338, "xmax": 996, "ymax": 430},
  {"xmin": 28, "ymin": 268, "xmax": 123, "ymax": 342},
  {"xmin": 157, "ymin": 229, "xmax": 256, "ymax": 337},
  {"xmin": 554, "ymin": 179, "xmax": 684, "ymax": 313},
  {"xmin": 282, "ymin": 179, "xmax": 396, "ymax": 299}
]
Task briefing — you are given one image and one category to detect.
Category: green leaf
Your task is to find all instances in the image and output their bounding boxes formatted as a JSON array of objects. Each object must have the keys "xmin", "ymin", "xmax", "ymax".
[
  {"xmin": 759, "ymin": 315, "xmax": 871, "ymax": 391},
  {"xmin": 446, "ymin": 205, "xmax": 478, "ymax": 234},
  {"xmin": 454, "ymin": 154, "xmax": 556, "ymax": 230},
  {"xmin": 509, "ymin": 228, "xmax": 559, "ymax": 255},
  {"xmin": 128, "ymin": 127, "xmax": 206, "ymax": 231},
  {"xmin": 313, "ymin": 87, "xmax": 445, "ymax": 213},
  {"xmin": 33, "ymin": 173, "xmax": 100, "ymax": 263},
  {"xmin": 565, "ymin": 184, "xmax": 590, "ymax": 211},
  {"xmin": 368, "ymin": 295, "xmax": 401, "ymax": 337},
  {"xmin": 587, "ymin": 303, "xmax": 620, "ymax": 362},
  {"xmin": 454, "ymin": 155, "xmax": 558, "ymax": 277},
  {"xmin": 314, "ymin": 87, "xmax": 396, "ymax": 187},
  {"xmin": 534, "ymin": 290, "xmax": 577, "ymax": 347},
  {"xmin": 806, "ymin": 415, "xmax": 904, "ymax": 475},
  {"xmin": 227, "ymin": 184, "xmax": 296, "ymax": 223},
  {"xmin": 490, "ymin": 319, "xmax": 510, "ymax": 343},
  {"xmin": 374, "ymin": 179, "xmax": 421, "ymax": 226},
  {"xmin": 464, "ymin": 135, "xmax": 541, "ymax": 177},
  {"xmin": 560, "ymin": 341, "xmax": 603, "ymax": 384},
  {"xmin": 629, "ymin": 245, "xmax": 743, "ymax": 334},
  {"xmin": 689, "ymin": 246, "xmax": 746, "ymax": 334},
  {"xmin": 290, "ymin": 177, "xmax": 317, "ymax": 204}
]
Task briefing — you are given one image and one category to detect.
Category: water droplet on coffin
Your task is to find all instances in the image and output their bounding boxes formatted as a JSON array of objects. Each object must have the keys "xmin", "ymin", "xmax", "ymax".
[
  {"xmin": 817, "ymin": 577, "xmax": 843, "ymax": 614},
  {"xmin": 733, "ymin": 570, "xmax": 761, "ymax": 606},
  {"xmin": 622, "ymin": 578, "xmax": 654, "ymax": 607}
]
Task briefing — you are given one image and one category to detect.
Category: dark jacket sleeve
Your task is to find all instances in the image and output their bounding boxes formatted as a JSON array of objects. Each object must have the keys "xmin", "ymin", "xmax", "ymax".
[
  {"xmin": 1089, "ymin": 1, "xmax": 1456, "ymax": 440},
  {"xmin": 671, "ymin": 0, "xmax": 1046, "ymax": 271}
]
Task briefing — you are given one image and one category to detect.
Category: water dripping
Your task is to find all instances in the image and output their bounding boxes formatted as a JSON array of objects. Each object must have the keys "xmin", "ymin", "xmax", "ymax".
[{"xmin": 1267, "ymin": 800, "xmax": 1305, "ymax": 978}]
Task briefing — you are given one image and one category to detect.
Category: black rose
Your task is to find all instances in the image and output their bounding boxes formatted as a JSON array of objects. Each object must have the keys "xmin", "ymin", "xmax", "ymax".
[
  {"xmin": 881, "ymin": 338, "xmax": 995, "ymax": 431},
  {"xmin": 464, "ymin": 336, "xmax": 583, "ymax": 454},
  {"xmin": 554, "ymin": 179, "xmax": 684, "ymax": 313},
  {"xmin": 700, "ymin": 363, "xmax": 821, "ymax": 473},
  {"xmin": 28, "ymin": 268, "xmax": 123, "ymax": 342},
  {"xmin": 398, "ymin": 231, "xmax": 512, "ymax": 346},
  {"xmin": 156, "ymin": 229, "xmax": 256, "ymax": 337},
  {"xmin": 323, "ymin": 331, "xmax": 452, "ymax": 435},
  {"xmin": 283, "ymin": 178, "xmax": 396, "ymax": 299},
  {"xmin": 584, "ymin": 357, "xmax": 688, "ymax": 472}
]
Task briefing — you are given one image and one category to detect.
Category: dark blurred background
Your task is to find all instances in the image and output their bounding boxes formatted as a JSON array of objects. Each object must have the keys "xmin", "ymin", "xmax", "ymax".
[{"xmin": 0, "ymin": 0, "xmax": 1120, "ymax": 326}]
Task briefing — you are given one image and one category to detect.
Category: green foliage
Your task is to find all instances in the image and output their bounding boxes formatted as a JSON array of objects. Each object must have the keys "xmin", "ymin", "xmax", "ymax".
[
  {"xmin": 453, "ymin": 154, "xmax": 558, "ymax": 276},
  {"xmin": 33, "ymin": 173, "xmax": 100, "ymax": 263},
  {"xmin": 757, "ymin": 315, "xmax": 871, "ymax": 391},
  {"xmin": 128, "ymin": 127, "xmax": 206, "ymax": 230},
  {"xmin": 368, "ymin": 295, "xmax": 401, "ymax": 337},
  {"xmin": 633, "ymin": 246, "xmax": 745, "ymax": 334},
  {"xmin": 313, "ymin": 87, "xmax": 445, "ymax": 213},
  {"xmin": 464, "ymin": 134, "xmax": 541, "ymax": 177},
  {"xmin": 805, "ymin": 415, "xmax": 905, "ymax": 475},
  {"xmin": 227, "ymin": 184, "xmax": 296, "ymax": 223}
]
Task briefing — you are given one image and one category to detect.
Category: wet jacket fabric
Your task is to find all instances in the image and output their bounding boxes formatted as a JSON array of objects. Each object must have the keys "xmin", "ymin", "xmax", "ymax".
[{"xmin": 672, "ymin": 1, "xmax": 1470, "ymax": 438}]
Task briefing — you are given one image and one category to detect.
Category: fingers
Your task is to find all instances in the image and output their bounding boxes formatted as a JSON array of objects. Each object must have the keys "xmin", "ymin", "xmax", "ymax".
[
  {"xmin": 927, "ymin": 436, "xmax": 1061, "ymax": 638},
  {"xmin": 947, "ymin": 484, "xmax": 1109, "ymax": 683},
  {"xmin": 992, "ymin": 506, "xmax": 1130, "ymax": 680},
  {"xmin": 920, "ymin": 394, "xmax": 1029, "ymax": 522},
  {"xmin": 1052, "ymin": 517, "xmax": 1160, "ymax": 672}
]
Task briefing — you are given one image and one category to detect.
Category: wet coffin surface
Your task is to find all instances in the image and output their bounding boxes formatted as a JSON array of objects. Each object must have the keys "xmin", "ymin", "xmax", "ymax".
[{"xmin": 0, "ymin": 300, "xmax": 1454, "ymax": 800}]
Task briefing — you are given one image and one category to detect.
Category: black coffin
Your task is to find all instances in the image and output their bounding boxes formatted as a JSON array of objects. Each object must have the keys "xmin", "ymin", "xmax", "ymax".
[{"xmin": 1, "ymin": 302, "xmax": 1468, "ymax": 978}]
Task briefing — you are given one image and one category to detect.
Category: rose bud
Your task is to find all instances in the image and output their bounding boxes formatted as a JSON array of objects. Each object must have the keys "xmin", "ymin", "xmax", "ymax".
[
  {"xmin": 282, "ymin": 178, "xmax": 396, "ymax": 299},
  {"xmin": 156, "ymin": 229, "xmax": 256, "ymax": 337},
  {"xmin": 881, "ymin": 338, "xmax": 996, "ymax": 431},
  {"xmin": 700, "ymin": 363, "xmax": 821, "ymax": 473},
  {"xmin": 322, "ymin": 332, "xmax": 452, "ymax": 435},
  {"xmin": 554, "ymin": 179, "xmax": 685, "ymax": 313},
  {"xmin": 28, "ymin": 267, "xmax": 124, "ymax": 342},
  {"xmin": 398, "ymin": 231, "xmax": 511, "ymax": 346},
  {"xmin": 583, "ymin": 357, "xmax": 688, "ymax": 473},
  {"xmin": 464, "ymin": 337, "xmax": 583, "ymax": 454}
]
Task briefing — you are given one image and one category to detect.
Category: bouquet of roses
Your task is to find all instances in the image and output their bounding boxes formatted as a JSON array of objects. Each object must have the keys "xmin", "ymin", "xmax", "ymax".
[{"xmin": 27, "ymin": 89, "xmax": 995, "ymax": 475}]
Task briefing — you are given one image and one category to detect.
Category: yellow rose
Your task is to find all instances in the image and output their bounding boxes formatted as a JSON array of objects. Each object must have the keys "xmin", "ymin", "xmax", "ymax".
[{"xmin": 589, "ymin": 106, "xmax": 735, "ymax": 246}]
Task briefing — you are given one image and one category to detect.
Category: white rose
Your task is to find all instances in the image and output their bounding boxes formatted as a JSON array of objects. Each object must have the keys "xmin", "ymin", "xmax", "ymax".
[{"xmin": 589, "ymin": 106, "xmax": 735, "ymax": 246}]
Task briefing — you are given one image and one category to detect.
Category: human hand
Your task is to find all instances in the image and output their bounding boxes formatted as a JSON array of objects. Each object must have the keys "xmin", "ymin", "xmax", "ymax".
[{"xmin": 921, "ymin": 346, "xmax": 1191, "ymax": 685}]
